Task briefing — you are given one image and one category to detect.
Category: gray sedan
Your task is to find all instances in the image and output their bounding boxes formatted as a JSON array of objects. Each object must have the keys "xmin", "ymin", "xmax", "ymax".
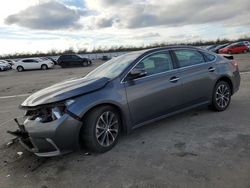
[{"xmin": 9, "ymin": 46, "xmax": 240, "ymax": 157}]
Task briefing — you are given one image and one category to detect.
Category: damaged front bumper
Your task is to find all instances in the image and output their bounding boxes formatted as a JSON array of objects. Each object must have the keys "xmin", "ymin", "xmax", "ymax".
[{"xmin": 8, "ymin": 114, "xmax": 82, "ymax": 157}]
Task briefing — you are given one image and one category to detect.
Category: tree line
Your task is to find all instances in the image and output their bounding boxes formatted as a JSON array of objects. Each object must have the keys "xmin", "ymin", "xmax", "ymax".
[{"xmin": 1, "ymin": 36, "xmax": 250, "ymax": 59}]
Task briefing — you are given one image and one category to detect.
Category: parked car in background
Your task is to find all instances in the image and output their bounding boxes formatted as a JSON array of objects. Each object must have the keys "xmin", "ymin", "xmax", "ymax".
[
  {"xmin": 46, "ymin": 57, "xmax": 58, "ymax": 65},
  {"xmin": 0, "ymin": 60, "xmax": 12, "ymax": 69},
  {"xmin": 57, "ymin": 54, "xmax": 92, "ymax": 68},
  {"xmin": 0, "ymin": 62, "xmax": 10, "ymax": 71},
  {"xmin": 237, "ymin": 41, "xmax": 250, "ymax": 50},
  {"xmin": 9, "ymin": 46, "xmax": 240, "ymax": 156},
  {"xmin": 4, "ymin": 59, "xmax": 15, "ymax": 66},
  {"xmin": 205, "ymin": 45, "xmax": 218, "ymax": 51},
  {"xmin": 219, "ymin": 43, "xmax": 249, "ymax": 54},
  {"xmin": 102, "ymin": 55, "xmax": 110, "ymax": 61},
  {"xmin": 210, "ymin": 43, "xmax": 230, "ymax": 53},
  {"xmin": 12, "ymin": 58, "xmax": 54, "ymax": 72}
]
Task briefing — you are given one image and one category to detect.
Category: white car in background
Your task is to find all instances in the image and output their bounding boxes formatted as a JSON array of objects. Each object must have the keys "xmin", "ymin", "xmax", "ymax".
[
  {"xmin": 12, "ymin": 58, "xmax": 54, "ymax": 72},
  {"xmin": 0, "ymin": 60, "xmax": 12, "ymax": 70},
  {"xmin": 4, "ymin": 59, "xmax": 15, "ymax": 66},
  {"xmin": 0, "ymin": 62, "xmax": 10, "ymax": 71}
]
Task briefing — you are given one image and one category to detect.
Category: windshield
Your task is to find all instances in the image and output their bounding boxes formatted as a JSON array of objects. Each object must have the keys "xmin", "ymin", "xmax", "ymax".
[{"xmin": 85, "ymin": 52, "xmax": 142, "ymax": 79}]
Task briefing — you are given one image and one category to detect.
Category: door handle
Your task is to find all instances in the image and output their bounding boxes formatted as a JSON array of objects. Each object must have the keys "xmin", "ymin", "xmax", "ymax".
[
  {"xmin": 208, "ymin": 67, "xmax": 216, "ymax": 72},
  {"xmin": 170, "ymin": 76, "xmax": 180, "ymax": 83}
]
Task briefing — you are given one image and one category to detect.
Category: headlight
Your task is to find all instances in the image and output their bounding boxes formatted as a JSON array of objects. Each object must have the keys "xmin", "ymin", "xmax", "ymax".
[
  {"xmin": 27, "ymin": 105, "xmax": 66, "ymax": 123},
  {"xmin": 25, "ymin": 100, "xmax": 75, "ymax": 123},
  {"xmin": 52, "ymin": 106, "xmax": 63, "ymax": 119}
]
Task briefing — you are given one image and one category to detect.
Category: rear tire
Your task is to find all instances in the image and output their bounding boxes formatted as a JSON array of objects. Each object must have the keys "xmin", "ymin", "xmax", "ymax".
[
  {"xmin": 17, "ymin": 66, "xmax": 24, "ymax": 72},
  {"xmin": 243, "ymin": 50, "xmax": 247, "ymax": 53},
  {"xmin": 82, "ymin": 61, "xmax": 88, "ymax": 67},
  {"xmin": 80, "ymin": 106, "xmax": 121, "ymax": 153},
  {"xmin": 228, "ymin": 51, "xmax": 232, "ymax": 54},
  {"xmin": 41, "ymin": 64, "xmax": 48, "ymax": 70},
  {"xmin": 211, "ymin": 81, "xmax": 231, "ymax": 112}
]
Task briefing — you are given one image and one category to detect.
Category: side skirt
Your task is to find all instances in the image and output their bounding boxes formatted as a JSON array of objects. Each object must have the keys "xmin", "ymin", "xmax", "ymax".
[{"xmin": 132, "ymin": 101, "xmax": 210, "ymax": 130}]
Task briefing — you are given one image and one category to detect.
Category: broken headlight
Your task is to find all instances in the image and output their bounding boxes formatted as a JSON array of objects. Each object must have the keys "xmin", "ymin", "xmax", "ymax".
[{"xmin": 26, "ymin": 105, "xmax": 66, "ymax": 123}]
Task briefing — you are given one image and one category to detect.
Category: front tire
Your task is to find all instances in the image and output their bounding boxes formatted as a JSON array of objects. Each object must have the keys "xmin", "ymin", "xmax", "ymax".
[
  {"xmin": 211, "ymin": 81, "xmax": 231, "ymax": 111},
  {"xmin": 80, "ymin": 106, "xmax": 121, "ymax": 153},
  {"xmin": 88, "ymin": 60, "xmax": 92, "ymax": 66}
]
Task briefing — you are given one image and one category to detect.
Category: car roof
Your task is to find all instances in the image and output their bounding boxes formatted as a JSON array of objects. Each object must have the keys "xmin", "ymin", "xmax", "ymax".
[
  {"xmin": 118, "ymin": 46, "xmax": 208, "ymax": 62},
  {"xmin": 133, "ymin": 45, "xmax": 202, "ymax": 55},
  {"xmin": 18, "ymin": 58, "xmax": 39, "ymax": 61},
  {"xmin": 227, "ymin": 43, "xmax": 245, "ymax": 47},
  {"xmin": 60, "ymin": 54, "xmax": 81, "ymax": 56}
]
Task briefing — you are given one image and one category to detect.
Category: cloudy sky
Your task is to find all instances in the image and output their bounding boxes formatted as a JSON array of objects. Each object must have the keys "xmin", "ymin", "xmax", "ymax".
[{"xmin": 0, "ymin": 0, "xmax": 250, "ymax": 55}]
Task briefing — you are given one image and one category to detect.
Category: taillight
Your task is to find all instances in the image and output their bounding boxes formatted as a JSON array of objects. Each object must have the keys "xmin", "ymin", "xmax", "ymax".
[{"xmin": 231, "ymin": 60, "xmax": 238, "ymax": 67}]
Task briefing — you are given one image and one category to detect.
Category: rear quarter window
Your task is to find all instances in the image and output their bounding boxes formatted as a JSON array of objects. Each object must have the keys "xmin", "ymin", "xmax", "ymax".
[{"xmin": 202, "ymin": 52, "xmax": 216, "ymax": 62}]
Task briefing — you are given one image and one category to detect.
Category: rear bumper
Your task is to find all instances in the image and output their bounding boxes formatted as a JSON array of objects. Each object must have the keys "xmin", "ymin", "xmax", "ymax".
[
  {"xmin": 13, "ymin": 114, "xmax": 82, "ymax": 157},
  {"xmin": 232, "ymin": 70, "xmax": 241, "ymax": 94},
  {"xmin": 48, "ymin": 64, "xmax": 54, "ymax": 69}
]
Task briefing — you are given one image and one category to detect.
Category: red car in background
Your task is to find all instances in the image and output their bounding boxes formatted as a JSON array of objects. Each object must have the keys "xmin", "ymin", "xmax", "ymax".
[{"xmin": 219, "ymin": 43, "xmax": 249, "ymax": 54}]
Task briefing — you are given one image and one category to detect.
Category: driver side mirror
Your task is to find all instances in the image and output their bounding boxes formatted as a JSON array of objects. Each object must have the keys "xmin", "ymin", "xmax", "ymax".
[{"xmin": 128, "ymin": 68, "xmax": 147, "ymax": 80}]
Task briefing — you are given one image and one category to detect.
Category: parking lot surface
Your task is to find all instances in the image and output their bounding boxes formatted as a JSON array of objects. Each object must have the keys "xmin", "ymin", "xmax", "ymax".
[{"xmin": 0, "ymin": 54, "xmax": 250, "ymax": 188}]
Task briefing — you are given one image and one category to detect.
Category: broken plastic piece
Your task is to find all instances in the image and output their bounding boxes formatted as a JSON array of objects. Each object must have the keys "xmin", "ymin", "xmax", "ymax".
[
  {"xmin": 84, "ymin": 152, "xmax": 91, "ymax": 156},
  {"xmin": 14, "ymin": 118, "xmax": 26, "ymax": 132},
  {"xmin": 17, "ymin": 151, "xmax": 23, "ymax": 156},
  {"xmin": 7, "ymin": 130, "xmax": 28, "ymax": 138},
  {"xmin": 6, "ymin": 140, "xmax": 14, "ymax": 147}
]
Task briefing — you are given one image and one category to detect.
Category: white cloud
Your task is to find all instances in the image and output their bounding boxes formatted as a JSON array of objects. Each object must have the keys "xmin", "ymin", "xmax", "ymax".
[
  {"xmin": 0, "ymin": 1, "xmax": 38, "ymax": 25},
  {"xmin": 84, "ymin": 0, "xmax": 250, "ymax": 29},
  {"xmin": 4, "ymin": 1, "xmax": 92, "ymax": 30},
  {"xmin": 0, "ymin": 0, "xmax": 250, "ymax": 55}
]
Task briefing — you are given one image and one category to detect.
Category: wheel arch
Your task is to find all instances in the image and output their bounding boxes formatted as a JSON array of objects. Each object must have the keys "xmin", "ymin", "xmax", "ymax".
[
  {"xmin": 16, "ymin": 65, "xmax": 24, "ymax": 71},
  {"xmin": 79, "ymin": 102, "xmax": 128, "ymax": 135},
  {"xmin": 215, "ymin": 76, "xmax": 233, "ymax": 93},
  {"xmin": 41, "ymin": 64, "xmax": 48, "ymax": 68}
]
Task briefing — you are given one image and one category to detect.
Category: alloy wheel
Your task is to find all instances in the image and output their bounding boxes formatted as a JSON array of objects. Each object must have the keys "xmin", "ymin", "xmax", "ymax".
[
  {"xmin": 83, "ymin": 62, "xmax": 88, "ymax": 67},
  {"xmin": 95, "ymin": 111, "xmax": 119, "ymax": 147},
  {"xmin": 17, "ymin": 66, "xmax": 24, "ymax": 72},
  {"xmin": 215, "ymin": 84, "xmax": 230, "ymax": 109}
]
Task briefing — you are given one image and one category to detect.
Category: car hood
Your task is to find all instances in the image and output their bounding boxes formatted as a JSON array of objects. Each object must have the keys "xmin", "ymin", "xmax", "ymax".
[{"xmin": 21, "ymin": 77, "xmax": 109, "ymax": 108}]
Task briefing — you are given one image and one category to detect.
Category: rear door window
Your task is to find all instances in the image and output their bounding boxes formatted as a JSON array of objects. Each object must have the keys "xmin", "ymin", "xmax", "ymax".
[
  {"xmin": 61, "ymin": 55, "xmax": 71, "ymax": 61},
  {"xmin": 22, "ymin": 60, "xmax": 30, "ymax": 63},
  {"xmin": 72, "ymin": 55, "xmax": 81, "ymax": 60},
  {"xmin": 174, "ymin": 49, "xmax": 205, "ymax": 68}
]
